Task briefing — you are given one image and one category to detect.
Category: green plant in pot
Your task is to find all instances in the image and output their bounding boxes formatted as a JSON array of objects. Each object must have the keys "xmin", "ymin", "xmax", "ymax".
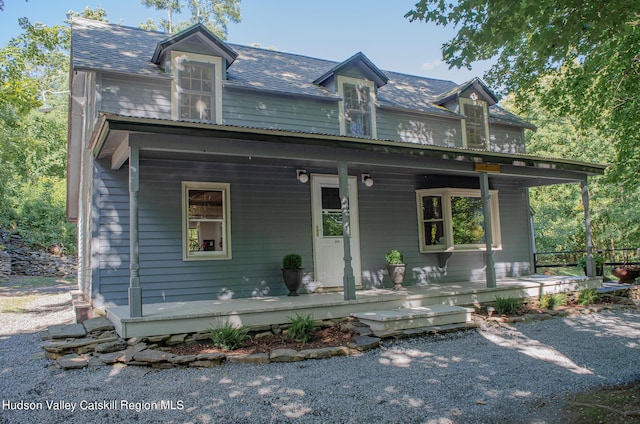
[
  {"xmin": 385, "ymin": 249, "xmax": 406, "ymax": 290},
  {"xmin": 577, "ymin": 254, "xmax": 604, "ymax": 276},
  {"xmin": 282, "ymin": 253, "xmax": 304, "ymax": 296}
]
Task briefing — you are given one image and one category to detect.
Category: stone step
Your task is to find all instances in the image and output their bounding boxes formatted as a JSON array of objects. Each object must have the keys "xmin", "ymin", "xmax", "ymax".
[{"xmin": 353, "ymin": 305, "xmax": 473, "ymax": 332}]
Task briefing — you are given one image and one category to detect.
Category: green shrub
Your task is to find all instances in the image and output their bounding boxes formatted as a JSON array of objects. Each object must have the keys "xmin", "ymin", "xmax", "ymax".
[
  {"xmin": 539, "ymin": 293, "xmax": 568, "ymax": 310},
  {"xmin": 385, "ymin": 249, "xmax": 404, "ymax": 265},
  {"xmin": 282, "ymin": 254, "xmax": 302, "ymax": 269},
  {"xmin": 208, "ymin": 323, "xmax": 249, "ymax": 350},
  {"xmin": 493, "ymin": 296, "xmax": 523, "ymax": 315},
  {"xmin": 578, "ymin": 288, "xmax": 599, "ymax": 306},
  {"xmin": 287, "ymin": 313, "xmax": 317, "ymax": 343}
]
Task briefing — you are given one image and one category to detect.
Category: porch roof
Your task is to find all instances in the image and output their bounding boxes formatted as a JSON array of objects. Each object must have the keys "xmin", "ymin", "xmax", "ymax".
[{"xmin": 91, "ymin": 112, "xmax": 607, "ymax": 179}]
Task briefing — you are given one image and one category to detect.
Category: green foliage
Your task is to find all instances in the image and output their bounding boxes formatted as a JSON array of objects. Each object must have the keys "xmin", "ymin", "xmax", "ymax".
[
  {"xmin": 407, "ymin": 0, "xmax": 640, "ymax": 189},
  {"xmin": 577, "ymin": 255, "xmax": 604, "ymax": 269},
  {"xmin": 493, "ymin": 296, "xmax": 523, "ymax": 315},
  {"xmin": 286, "ymin": 313, "xmax": 317, "ymax": 343},
  {"xmin": 208, "ymin": 323, "xmax": 249, "ymax": 350},
  {"xmin": 385, "ymin": 249, "xmax": 404, "ymax": 265},
  {"xmin": 140, "ymin": 0, "xmax": 241, "ymax": 38},
  {"xmin": 577, "ymin": 288, "xmax": 599, "ymax": 306},
  {"xmin": 539, "ymin": 293, "xmax": 567, "ymax": 310},
  {"xmin": 282, "ymin": 254, "xmax": 302, "ymax": 269}
]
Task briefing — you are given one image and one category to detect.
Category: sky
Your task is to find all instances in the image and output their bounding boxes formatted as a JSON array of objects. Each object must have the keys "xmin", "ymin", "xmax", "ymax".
[{"xmin": 0, "ymin": 0, "xmax": 493, "ymax": 84}]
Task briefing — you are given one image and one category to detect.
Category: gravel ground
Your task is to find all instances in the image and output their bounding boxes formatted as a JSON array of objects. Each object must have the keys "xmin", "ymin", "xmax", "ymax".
[{"xmin": 1, "ymin": 286, "xmax": 640, "ymax": 423}]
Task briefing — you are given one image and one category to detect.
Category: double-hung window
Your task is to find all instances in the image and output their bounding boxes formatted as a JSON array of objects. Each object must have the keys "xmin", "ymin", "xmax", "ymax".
[
  {"xmin": 338, "ymin": 76, "xmax": 377, "ymax": 138},
  {"xmin": 460, "ymin": 97, "xmax": 489, "ymax": 150},
  {"xmin": 171, "ymin": 52, "xmax": 223, "ymax": 124},
  {"xmin": 416, "ymin": 188, "xmax": 501, "ymax": 252},
  {"xmin": 179, "ymin": 61, "xmax": 214, "ymax": 121},
  {"xmin": 182, "ymin": 182, "xmax": 231, "ymax": 260}
]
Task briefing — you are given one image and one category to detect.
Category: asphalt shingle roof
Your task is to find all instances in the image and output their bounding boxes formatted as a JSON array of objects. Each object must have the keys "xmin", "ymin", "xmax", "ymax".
[{"xmin": 71, "ymin": 18, "xmax": 531, "ymax": 128}]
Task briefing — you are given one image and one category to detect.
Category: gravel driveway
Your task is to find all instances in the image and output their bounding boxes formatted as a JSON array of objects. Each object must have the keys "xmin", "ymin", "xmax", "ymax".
[{"xmin": 1, "ymin": 284, "xmax": 639, "ymax": 423}]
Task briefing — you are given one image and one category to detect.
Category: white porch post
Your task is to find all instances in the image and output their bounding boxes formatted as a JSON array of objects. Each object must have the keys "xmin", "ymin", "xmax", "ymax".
[
  {"xmin": 338, "ymin": 161, "xmax": 356, "ymax": 300},
  {"xmin": 581, "ymin": 179, "xmax": 595, "ymax": 277},
  {"xmin": 479, "ymin": 172, "xmax": 497, "ymax": 288},
  {"xmin": 129, "ymin": 145, "xmax": 142, "ymax": 317}
]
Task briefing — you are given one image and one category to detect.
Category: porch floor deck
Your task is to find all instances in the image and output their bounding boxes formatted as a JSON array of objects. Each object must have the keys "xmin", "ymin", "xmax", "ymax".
[{"xmin": 107, "ymin": 275, "xmax": 602, "ymax": 338}]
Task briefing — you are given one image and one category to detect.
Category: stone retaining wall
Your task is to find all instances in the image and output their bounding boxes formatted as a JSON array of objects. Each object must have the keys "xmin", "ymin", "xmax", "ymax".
[{"xmin": 0, "ymin": 231, "xmax": 77, "ymax": 277}]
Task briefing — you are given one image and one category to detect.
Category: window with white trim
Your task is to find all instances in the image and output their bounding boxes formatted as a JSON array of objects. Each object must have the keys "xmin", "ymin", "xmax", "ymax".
[
  {"xmin": 171, "ymin": 52, "xmax": 223, "ymax": 124},
  {"xmin": 182, "ymin": 182, "xmax": 231, "ymax": 260},
  {"xmin": 416, "ymin": 188, "xmax": 501, "ymax": 252},
  {"xmin": 337, "ymin": 76, "xmax": 377, "ymax": 138},
  {"xmin": 460, "ymin": 96, "xmax": 489, "ymax": 150}
]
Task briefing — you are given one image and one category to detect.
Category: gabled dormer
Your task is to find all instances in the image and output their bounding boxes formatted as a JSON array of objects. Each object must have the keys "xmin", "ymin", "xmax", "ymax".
[
  {"xmin": 436, "ymin": 78, "xmax": 498, "ymax": 150},
  {"xmin": 315, "ymin": 52, "xmax": 388, "ymax": 139},
  {"xmin": 151, "ymin": 24, "xmax": 238, "ymax": 125}
]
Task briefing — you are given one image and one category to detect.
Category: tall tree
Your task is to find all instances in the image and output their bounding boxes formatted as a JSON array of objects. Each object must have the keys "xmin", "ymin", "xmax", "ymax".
[
  {"xmin": 140, "ymin": 0, "xmax": 241, "ymax": 38},
  {"xmin": 406, "ymin": 0, "xmax": 640, "ymax": 189}
]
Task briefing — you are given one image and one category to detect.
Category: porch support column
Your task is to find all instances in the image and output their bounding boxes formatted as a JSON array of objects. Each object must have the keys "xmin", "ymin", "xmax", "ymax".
[
  {"xmin": 479, "ymin": 172, "xmax": 496, "ymax": 288},
  {"xmin": 581, "ymin": 179, "xmax": 595, "ymax": 277},
  {"xmin": 128, "ymin": 145, "xmax": 142, "ymax": 318},
  {"xmin": 338, "ymin": 161, "xmax": 356, "ymax": 300}
]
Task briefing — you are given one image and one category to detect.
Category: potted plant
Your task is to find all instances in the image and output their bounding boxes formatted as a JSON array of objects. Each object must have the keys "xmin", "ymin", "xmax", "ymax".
[
  {"xmin": 282, "ymin": 253, "xmax": 304, "ymax": 296},
  {"xmin": 385, "ymin": 249, "xmax": 406, "ymax": 290},
  {"xmin": 578, "ymin": 254, "xmax": 604, "ymax": 276}
]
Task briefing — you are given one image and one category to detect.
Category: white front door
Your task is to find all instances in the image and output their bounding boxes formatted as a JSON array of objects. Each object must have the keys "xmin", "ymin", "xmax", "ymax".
[{"xmin": 311, "ymin": 175, "xmax": 361, "ymax": 289}]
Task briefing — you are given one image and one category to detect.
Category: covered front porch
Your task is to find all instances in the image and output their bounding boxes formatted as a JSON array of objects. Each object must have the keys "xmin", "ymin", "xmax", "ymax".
[{"xmin": 108, "ymin": 275, "xmax": 601, "ymax": 338}]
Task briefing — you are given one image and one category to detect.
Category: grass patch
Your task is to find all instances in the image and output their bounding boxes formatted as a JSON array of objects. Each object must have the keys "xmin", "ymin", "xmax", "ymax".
[
  {"xmin": 1, "ymin": 276, "xmax": 76, "ymax": 289},
  {"xmin": 208, "ymin": 323, "xmax": 249, "ymax": 351},
  {"xmin": 563, "ymin": 381, "xmax": 640, "ymax": 423},
  {"xmin": 0, "ymin": 295, "xmax": 38, "ymax": 313},
  {"xmin": 493, "ymin": 296, "xmax": 523, "ymax": 315},
  {"xmin": 286, "ymin": 313, "xmax": 317, "ymax": 343},
  {"xmin": 539, "ymin": 293, "xmax": 568, "ymax": 310}
]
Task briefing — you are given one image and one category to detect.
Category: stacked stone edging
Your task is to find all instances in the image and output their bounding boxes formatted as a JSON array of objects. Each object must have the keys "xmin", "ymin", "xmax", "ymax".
[
  {"xmin": 42, "ymin": 317, "xmax": 382, "ymax": 370},
  {"xmin": 1, "ymin": 231, "xmax": 77, "ymax": 277}
]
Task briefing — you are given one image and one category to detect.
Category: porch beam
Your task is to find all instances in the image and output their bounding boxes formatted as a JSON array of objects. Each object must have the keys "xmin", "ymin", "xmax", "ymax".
[
  {"xmin": 581, "ymin": 179, "xmax": 595, "ymax": 277},
  {"xmin": 338, "ymin": 161, "xmax": 356, "ymax": 301},
  {"xmin": 128, "ymin": 145, "xmax": 142, "ymax": 318},
  {"xmin": 479, "ymin": 172, "xmax": 497, "ymax": 288},
  {"xmin": 125, "ymin": 134, "xmax": 591, "ymax": 183},
  {"xmin": 111, "ymin": 136, "xmax": 130, "ymax": 170}
]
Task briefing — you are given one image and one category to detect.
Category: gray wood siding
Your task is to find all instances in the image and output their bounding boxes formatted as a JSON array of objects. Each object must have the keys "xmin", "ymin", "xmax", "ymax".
[
  {"xmin": 376, "ymin": 109, "xmax": 463, "ymax": 146},
  {"xmin": 92, "ymin": 159, "xmax": 313, "ymax": 307},
  {"xmin": 490, "ymin": 124, "xmax": 526, "ymax": 154},
  {"xmin": 91, "ymin": 159, "xmax": 534, "ymax": 306},
  {"xmin": 357, "ymin": 173, "xmax": 532, "ymax": 288},
  {"xmin": 99, "ymin": 76, "xmax": 171, "ymax": 119},
  {"xmin": 223, "ymin": 90, "xmax": 339, "ymax": 134}
]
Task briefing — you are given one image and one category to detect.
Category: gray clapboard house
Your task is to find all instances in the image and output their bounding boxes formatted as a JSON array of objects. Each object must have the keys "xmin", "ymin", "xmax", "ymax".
[{"xmin": 67, "ymin": 18, "xmax": 604, "ymax": 333}]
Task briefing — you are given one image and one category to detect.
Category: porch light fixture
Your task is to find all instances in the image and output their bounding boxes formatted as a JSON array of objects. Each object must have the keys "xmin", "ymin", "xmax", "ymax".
[
  {"xmin": 37, "ymin": 90, "xmax": 70, "ymax": 113},
  {"xmin": 296, "ymin": 169, "xmax": 309, "ymax": 183},
  {"xmin": 361, "ymin": 173, "xmax": 374, "ymax": 187}
]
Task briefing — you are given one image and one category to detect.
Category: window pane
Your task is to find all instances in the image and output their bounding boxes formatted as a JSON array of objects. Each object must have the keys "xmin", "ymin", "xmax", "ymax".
[
  {"xmin": 344, "ymin": 83, "xmax": 371, "ymax": 136},
  {"xmin": 321, "ymin": 187, "xmax": 341, "ymax": 210},
  {"xmin": 424, "ymin": 221, "xmax": 445, "ymax": 246},
  {"xmin": 181, "ymin": 93, "xmax": 212, "ymax": 121},
  {"xmin": 188, "ymin": 190, "xmax": 223, "ymax": 219},
  {"xmin": 188, "ymin": 221, "xmax": 224, "ymax": 252},
  {"xmin": 422, "ymin": 196, "xmax": 442, "ymax": 220},
  {"xmin": 451, "ymin": 196, "xmax": 485, "ymax": 245},
  {"xmin": 322, "ymin": 212, "xmax": 343, "ymax": 237},
  {"xmin": 464, "ymin": 103, "xmax": 486, "ymax": 149}
]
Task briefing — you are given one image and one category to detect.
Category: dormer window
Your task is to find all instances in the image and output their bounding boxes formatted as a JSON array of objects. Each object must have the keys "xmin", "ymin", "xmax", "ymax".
[
  {"xmin": 338, "ymin": 76, "xmax": 377, "ymax": 138},
  {"xmin": 460, "ymin": 95, "xmax": 490, "ymax": 150},
  {"xmin": 179, "ymin": 61, "xmax": 214, "ymax": 121},
  {"xmin": 171, "ymin": 52, "xmax": 224, "ymax": 124}
]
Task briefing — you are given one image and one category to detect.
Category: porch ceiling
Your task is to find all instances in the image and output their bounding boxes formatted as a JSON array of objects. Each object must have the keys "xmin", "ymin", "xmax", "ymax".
[{"xmin": 92, "ymin": 113, "xmax": 607, "ymax": 188}]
